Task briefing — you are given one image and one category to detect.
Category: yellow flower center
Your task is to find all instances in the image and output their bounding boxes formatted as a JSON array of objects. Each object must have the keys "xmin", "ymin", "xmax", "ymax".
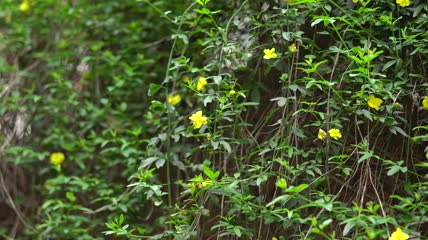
[
  {"xmin": 198, "ymin": 180, "xmax": 212, "ymax": 188},
  {"xmin": 189, "ymin": 111, "xmax": 208, "ymax": 129},
  {"xmin": 329, "ymin": 128, "xmax": 342, "ymax": 140},
  {"xmin": 50, "ymin": 152, "xmax": 65, "ymax": 165},
  {"xmin": 289, "ymin": 43, "xmax": 297, "ymax": 52},
  {"xmin": 388, "ymin": 228, "xmax": 409, "ymax": 240},
  {"xmin": 396, "ymin": 0, "xmax": 410, "ymax": 7},
  {"xmin": 167, "ymin": 94, "xmax": 182, "ymax": 106},
  {"xmin": 263, "ymin": 48, "xmax": 278, "ymax": 60},
  {"xmin": 197, "ymin": 77, "xmax": 207, "ymax": 92},
  {"xmin": 318, "ymin": 129, "xmax": 327, "ymax": 140},
  {"xmin": 367, "ymin": 95, "xmax": 383, "ymax": 111},
  {"xmin": 19, "ymin": 1, "xmax": 30, "ymax": 12},
  {"xmin": 422, "ymin": 96, "xmax": 428, "ymax": 110}
]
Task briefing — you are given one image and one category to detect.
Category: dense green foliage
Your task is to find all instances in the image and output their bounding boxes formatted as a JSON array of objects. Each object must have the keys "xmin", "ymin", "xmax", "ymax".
[{"xmin": 1, "ymin": 0, "xmax": 427, "ymax": 239}]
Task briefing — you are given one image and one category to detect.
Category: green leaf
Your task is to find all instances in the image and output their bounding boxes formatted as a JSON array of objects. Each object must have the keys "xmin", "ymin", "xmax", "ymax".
[
  {"xmin": 360, "ymin": 109, "xmax": 373, "ymax": 121},
  {"xmin": 233, "ymin": 226, "xmax": 241, "ymax": 237},
  {"xmin": 256, "ymin": 175, "xmax": 267, "ymax": 186},
  {"xmin": 270, "ymin": 97, "xmax": 287, "ymax": 107},
  {"xmin": 343, "ymin": 221, "xmax": 355, "ymax": 236},
  {"xmin": 285, "ymin": 183, "xmax": 309, "ymax": 193},
  {"xmin": 276, "ymin": 178, "xmax": 288, "ymax": 189},
  {"xmin": 66, "ymin": 192, "xmax": 76, "ymax": 203},
  {"xmin": 358, "ymin": 151, "xmax": 372, "ymax": 163},
  {"xmin": 194, "ymin": 8, "xmax": 211, "ymax": 15},
  {"xmin": 119, "ymin": 214, "xmax": 124, "ymax": 225},
  {"xmin": 203, "ymin": 165, "xmax": 219, "ymax": 180},
  {"xmin": 171, "ymin": 33, "xmax": 189, "ymax": 45},
  {"xmin": 155, "ymin": 158, "xmax": 165, "ymax": 168},
  {"xmin": 382, "ymin": 59, "xmax": 397, "ymax": 71},
  {"xmin": 141, "ymin": 157, "xmax": 159, "ymax": 168},
  {"xmin": 387, "ymin": 166, "xmax": 400, "ymax": 176},
  {"xmin": 203, "ymin": 96, "xmax": 213, "ymax": 107},
  {"xmin": 319, "ymin": 219, "xmax": 333, "ymax": 230},
  {"xmin": 148, "ymin": 83, "xmax": 162, "ymax": 96},
  {"xmin": 220, "ymin": 141, "xmax": 231, "ymax": 153},
  {"xmin": 416, "ymin": 162, "xmax": 428, "ymax": 168},
  {"xmin": 266, "ymin": 195, "xmax": 290, "ymax": 207}
]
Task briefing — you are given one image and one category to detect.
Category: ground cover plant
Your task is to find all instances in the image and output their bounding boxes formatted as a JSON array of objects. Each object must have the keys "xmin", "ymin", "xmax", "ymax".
[{"xmin": 0, "ymin": 0, "xmax": 427, "ymax": 239}]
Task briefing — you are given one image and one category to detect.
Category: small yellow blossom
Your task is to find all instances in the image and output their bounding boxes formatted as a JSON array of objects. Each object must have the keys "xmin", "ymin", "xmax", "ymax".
[
  {"xmin": 422, "ymin": 96, "xmax": 428, "ymax": 110},
  {"xmin": 189, "ymin": 179, "xmax": 212, "ymax": 189},
  {"xmin": 289, "ymin": 43, "xmax": 297, "ymax": 52},
  {"xmin": 50, "ymin": 152, "xmax": 65, "ymax": 165},
  {"xmin": 388, "ymin": 228, "xmax": 409, "ymax": 240},
  {"xmin": 318, "ymin": 129, "xmax": 327, "ymax": 140},
  {"xmin": 396, "ymin": 0, "xmax": 410, "ymax": 7},
  {"xmin": 329, "ymin": 128, "xmax": 342, "ymax": 140},
  {"xmin": 206, "ymin": 134, "xmax": 212, "ymax": 141},
  {"xmin": 198, "ymin": 180, "xmax": 212, "ymax": 188},
  {"xmin": 263, "ymin": 48, "xmax": 278, "ymax": 60},
  {"xmin": 394, "ymin": 102, "xmax": 400, "ymax": 107},
  {"xmin": 167, "ymin": 94, "xmax": 182, "ymax": 106},
  {"xmin": 367, "ymin": 95, "xmax": 383, "ymax": 111},
  {"xmin": 197, "ymin": 77, "xmax": 207, "ymax": 92},
  {"xmin": 229, "ymin": 90, "xmax": 236, "ymax": 96},
  {"xmin": 189, "ymin": 111, "xmax": 208, "ymax": 129},
  {"xmin": 183, "ymin": 76, "xmax": 190, "ymax": 83},
  {"xmin": 352, "ymin": 0, "xmax": 359, "ymax": 3},
  {"xmin": 19, "ymin": 0, "xmax": 30, "ymax": 12},
  {"xmin": 272, "ymin": 238, "xmax": 278, "ymax": 240}
]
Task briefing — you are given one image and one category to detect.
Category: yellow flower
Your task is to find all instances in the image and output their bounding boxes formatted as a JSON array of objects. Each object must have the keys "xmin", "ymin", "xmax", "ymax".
[
  {"xmin": 190, "ymin": 179, "xmax": 212, "ymax": 189},
  {"xmin": 289, "ymin": 43, "xmax": 297, "ymax": 53},
  {"xmin": 167, "ymin": 94, "xmax": 182, "ymax": 106},
  {"xmin": 394, "ymin": 102, "xmax": 400, "ymax": 107},
  {"xmin": 329, "ymin": 128, "xmax": 342, "ymax": 140},
  {"xmin": 197, "ymin": 180, "xmax": 212, "ymax": 188},
  {"xmin": 272, "ymin": 238, "xmax": 278, "ymax": 240},
  {"xmin": 352, "ymin": 0, "xmax": 359, "ymax": 3},
  {"xmin": 183, "ymin": 76, "xmax": 190, "ymax": 83},
  {"xmin": 422, "ymin": 96, "xmax": 428, "ymax": 110},
  {"xmin": 229, "ymin": 90, "xmax": 236, "ymax": 96},
  {"xmin": 396, "ymin": 0, "xmax": 410, "ymax": 7},
  {"xmin": 263, "ymin": 48, "xmax": 278, "ymax": 60},
  {"xmin": 197, "ymin": 77, "xmax": 207, "ymax": 92},
  {"xmin": 388, "ymin": 228, "xmax": 409, "ymax": 240},
  {"xmin": 367, "ymin": 95, "xmax": 383, "ymax": 111},
  {"xmin": 318, "ymin": 129, "xmax": 327, "ymax": 140},
  {"xmin": 189, "ymin": 111, "xmax": 208, "ymax": 129},
  {"xmin": 19, "ymin": 0, "xmax": 30, "ymax": 12},
  {"xmin": 50, "ymin": 152, "xmax": 65, "ymax": 165}
]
